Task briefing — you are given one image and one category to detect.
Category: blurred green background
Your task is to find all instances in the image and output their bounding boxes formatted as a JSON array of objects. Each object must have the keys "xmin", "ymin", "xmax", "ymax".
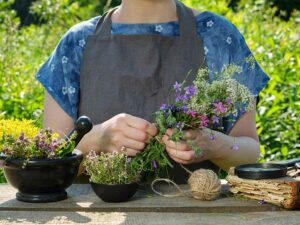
[{"xmin": 0, "ymin": 0, "xmax": 299, "ymax": 182}]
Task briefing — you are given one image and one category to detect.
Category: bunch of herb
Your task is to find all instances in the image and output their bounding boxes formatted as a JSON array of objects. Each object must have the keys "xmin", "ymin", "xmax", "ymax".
[
  {"xmin": 84, "ymin": 151, "xmax": 140, "ymax": 185},
  {"xmin": 0, "ymin": 120, "xmax": 76, "ymax": 159},
  {"xmin": 131, "ymin": 64, "xmax": 254, "ymax": 175}
]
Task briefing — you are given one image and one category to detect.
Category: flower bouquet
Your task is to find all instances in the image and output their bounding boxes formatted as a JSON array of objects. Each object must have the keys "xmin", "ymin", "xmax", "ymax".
[
  {"xmin": 84, "ymin": 150, "xmax": 140, "ymax": 203},
  {"xmin": 131, "ymin": 64, "xmax": 255, "ymax": 176},
  {"xmin": 0, "ymin": 118, "xmax": 89, "ymax": 203}
]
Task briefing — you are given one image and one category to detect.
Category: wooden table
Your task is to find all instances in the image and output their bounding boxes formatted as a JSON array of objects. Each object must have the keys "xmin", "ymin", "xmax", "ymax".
[{"xmin": 0, "ymin": 181, "xmax": 299, "ymax": 225}]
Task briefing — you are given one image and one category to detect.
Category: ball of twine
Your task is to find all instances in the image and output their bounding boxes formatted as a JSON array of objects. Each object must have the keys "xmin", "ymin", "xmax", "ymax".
[
  {"xmin": 188, "ymin": 169, "xmax": 221, "ymax": 200},
  {"xmin": 151, "ymin": 168, "xmax": 221, "ymax": 201}
]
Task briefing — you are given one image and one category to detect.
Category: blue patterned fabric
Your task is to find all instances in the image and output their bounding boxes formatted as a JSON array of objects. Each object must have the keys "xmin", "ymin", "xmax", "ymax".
[{"xmin": 35, "ymin": 11, "xmax": 270, "ymax": 133}]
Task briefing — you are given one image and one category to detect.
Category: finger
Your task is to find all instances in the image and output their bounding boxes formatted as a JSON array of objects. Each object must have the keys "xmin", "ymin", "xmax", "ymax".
[
  {"xmin": 168, "ymin": 154, "xmax": 190, "ymax": 165},
  {"xmin": 166, "ymin": 146, "xmax": 195, "ymax": 161},
  {"xmin": 146, "ymin": 123, "xmax": 158, "ymax": 137},
  {"xmin": 125, "ymin": 114, "xmax": 157, "ymax": 136},
  {"xmin": 162, "ymin": 135, "xmax": 191, "ymax": 151},
  {"xmin": 123, "ymin": 125, "xmax": 150, "ymax": 143},
  {"xmin": 166, "ymin": 128, "xmax": 173, "ymax": 136},
  {"xmin": 122, "ymin": 147, "xmax": 140, "ymax": 157},
  {"xmin": 122, "ymin": 137, "xmax": 146, "ymax": 151},
  {"xmin": 183, "ymin": 129, "xmax": 200, "ymax": 140}
]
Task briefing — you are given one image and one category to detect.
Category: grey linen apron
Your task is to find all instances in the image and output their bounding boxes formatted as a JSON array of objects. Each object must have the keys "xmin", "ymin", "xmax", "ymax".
[{"xmin": 78, "ymin": 1, "xmax": 219, "ymax": 184}]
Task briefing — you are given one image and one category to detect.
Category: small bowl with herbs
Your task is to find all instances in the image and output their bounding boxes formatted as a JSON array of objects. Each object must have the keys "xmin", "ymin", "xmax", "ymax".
[
  {"xmin": 0, "ymin": 116, "xmax": 92, "ymax": 203},
  {"xmin": 84, "ymin": 151, "xmax": 140, "ymax": 203}
]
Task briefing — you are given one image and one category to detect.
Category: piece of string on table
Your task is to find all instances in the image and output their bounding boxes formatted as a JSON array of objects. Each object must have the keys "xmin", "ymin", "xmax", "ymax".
[{"xmin": 151, "ymin": 164, "xmax": 209, "ymax": 198}]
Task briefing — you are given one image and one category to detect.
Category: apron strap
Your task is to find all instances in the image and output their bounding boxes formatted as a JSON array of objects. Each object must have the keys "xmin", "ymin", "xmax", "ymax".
[
  {"xmin": 176, "ymin": 0, "xmax": 198, "ymax": 39},
  {"xmin": 94, "ymin": 6, "xmax": 119, "ymax": 37},
  {"xmin": 93, "ymin": 0, "xmax": 198, "ymax": 39}
]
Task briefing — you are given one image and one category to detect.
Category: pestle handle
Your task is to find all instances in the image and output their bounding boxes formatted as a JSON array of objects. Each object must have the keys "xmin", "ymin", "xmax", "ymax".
[{"xmin": 66, "ymin": 116, "xmax": 93, "ymax": 146}]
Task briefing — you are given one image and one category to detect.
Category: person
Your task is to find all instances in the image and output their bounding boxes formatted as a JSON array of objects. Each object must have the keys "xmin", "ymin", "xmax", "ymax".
[{"xmin": 35, "ymin": 0, "xmax": 270, "ymax": 183}]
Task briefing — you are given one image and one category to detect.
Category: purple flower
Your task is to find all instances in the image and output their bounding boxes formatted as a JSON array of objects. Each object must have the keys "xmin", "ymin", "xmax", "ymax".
[
  {"xmin": 160, "ymin": 104, "xmax": 167, "ymax": 110},
  {"xmin": 152, "ymin": 160, "xmax": 158, "ymax": 170},
  {"xmin": 231, "ymin": 143, "xmax": 239, "ymax": 151},
  {"xmin": 167, "ymin": 123, "xmax": 173, "ymax": 128},
  {"xmin": 173, "ymin": 81, "xmax": 182, "ymax": 92},
  {"xmin": 176, "ymin": 94, "xmax": 189, "ymax": 102},
  {"xmin": 168, "ymin": 105, "xmax": 176, "ymax": 111},
  {"xmin": 182, "ymin": 105, "xmax": 189, "ymax": 113},
  {"xmin": 176, "ymin": 122, "xmax": 183, "ymax": 131},
  {"xmin": 226, "ymin": 98, "xmax": 233, "ymax": 104},
  {"xmin": 258, "ymin": 199, "xmax": 265, "ymax": 205},
  {"xmin": 209, "ymin": 134, "xmax": 216, "ymax": 141},
  {"xmin": 213, "ymin": 102, "xmax": 226, "ymax": 114},
  {"xmin": 212, "ymin": 116, "xmax": 220, "ymax": 124},
  {"xmin": 18, "ymin": 132, "xmax": 25, "ymax": 141},
  {"xmin": 184, "ymin": 85, "xmax": 196, "ymax": 97}
]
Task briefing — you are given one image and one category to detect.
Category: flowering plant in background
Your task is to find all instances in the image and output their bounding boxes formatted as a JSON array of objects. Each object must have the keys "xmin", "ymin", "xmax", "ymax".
[
  {"xmin": 131, "ymin": 64, "xmax": 255, "ymax": 175},
  {"xmin": 0, "ymin": 120, "xmax": 76, "ymax": 160},
  {"xmin": 84, "ymin": 151, "xmax": 140, "ymax": 185}
]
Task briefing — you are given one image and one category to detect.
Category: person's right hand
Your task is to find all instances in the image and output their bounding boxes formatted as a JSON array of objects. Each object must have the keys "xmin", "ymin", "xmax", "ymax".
[{"xmin": 82, "ymin": 113, "xmax": 157, "ymax": 156}]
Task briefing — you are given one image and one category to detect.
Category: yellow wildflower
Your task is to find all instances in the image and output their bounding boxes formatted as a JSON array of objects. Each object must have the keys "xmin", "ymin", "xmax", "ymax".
[{"xmin": 0, "ymin": 119, "xmax": 39, "ymax": 140}]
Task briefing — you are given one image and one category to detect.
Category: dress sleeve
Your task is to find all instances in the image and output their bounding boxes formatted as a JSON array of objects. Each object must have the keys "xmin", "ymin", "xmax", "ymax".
[
  {"xmin": 220, "ymin": 19, "xmax": 270, "ymax": 134},
  {"xmin": 35, "ymin": 28, "xmax": 83, "ymax": 121},
  {"xmin": 228, "ymin": 25, "xmax": 270, "ymax": 99}
]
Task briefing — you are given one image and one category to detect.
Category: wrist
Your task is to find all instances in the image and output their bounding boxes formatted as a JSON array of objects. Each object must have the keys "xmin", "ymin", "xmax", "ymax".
[{"xmin": 204, "ymin": 129, "xmax": 232, "ymax": 160}]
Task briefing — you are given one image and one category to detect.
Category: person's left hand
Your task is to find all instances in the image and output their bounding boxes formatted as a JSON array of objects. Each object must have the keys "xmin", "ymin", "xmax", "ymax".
[{"xmin": 162, "ymin": 128, "xmax": 213, "ymax": 165}]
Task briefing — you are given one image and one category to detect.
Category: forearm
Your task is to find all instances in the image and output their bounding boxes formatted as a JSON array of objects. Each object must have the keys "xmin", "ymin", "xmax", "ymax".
[{"xmin": 204, "ymin": 129, "xmax": 260, "ymax": 171}]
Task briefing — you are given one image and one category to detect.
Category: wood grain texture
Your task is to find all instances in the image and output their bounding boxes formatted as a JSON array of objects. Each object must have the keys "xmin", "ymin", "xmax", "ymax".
[{"xmin": 0, "ymin": 183, "xmax": 280, "ymax": 213}]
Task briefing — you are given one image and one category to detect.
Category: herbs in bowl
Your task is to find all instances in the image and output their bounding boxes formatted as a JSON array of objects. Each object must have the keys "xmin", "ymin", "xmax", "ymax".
[
  {"xmin": 0, "ymin": 118, "xmax": 88, "ymax": 203},
  {"xmin": 84, "ymin": 150, "xmax": 140, "ymax": 203}
]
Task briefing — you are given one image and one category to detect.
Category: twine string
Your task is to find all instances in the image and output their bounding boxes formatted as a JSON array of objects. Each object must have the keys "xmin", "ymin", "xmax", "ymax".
[{"xmin": 151, "ymin": 178, "xmax": 191, "ymax": 197}]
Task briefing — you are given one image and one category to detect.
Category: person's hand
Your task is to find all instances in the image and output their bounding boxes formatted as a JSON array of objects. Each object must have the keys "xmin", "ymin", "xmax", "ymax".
[
  {"xmin": 85, "ymin": 113, "xmax": 157, "ymax": 156},
  {"xmin": 162, "ymin": 128, "xmax": 214, "ymax": 165}
]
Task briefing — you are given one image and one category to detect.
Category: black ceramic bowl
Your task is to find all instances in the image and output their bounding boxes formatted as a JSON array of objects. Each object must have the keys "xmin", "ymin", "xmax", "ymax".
[
  {"xmin": 91, "ymin": 182, "xmax": 138, "ymax": 203},
  {"xmin": 2, "ymin": 149, "xmax": 83, "ymax": 203}
]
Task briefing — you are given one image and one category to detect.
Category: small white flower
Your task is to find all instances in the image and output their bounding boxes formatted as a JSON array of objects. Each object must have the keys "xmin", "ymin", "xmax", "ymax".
[
  {"xmin": 79, "ymin": 39, "xmax": 86, "ymax": 48},
  {"xmin": 155, "ymin": 25, "xmax": 163, "ymax": 33},
  {"xmin": 61, "ymin": 56, "xmax": 68, "ymax": 64},
  {"xmin": 68, "ymin": 86, "xmax": 76, "ymax": 95},
  {"xmin": 35, "ymin": 73, "xmax": 41, "ymax": 78},
  {"xmin": 50, "ymin": 64, "xmax": 55, "ymax": 72},
  {"xmin": 267, "ymin": 52, "xmax": 273, "ymax": 59},
  {"xmin": 62, "ymin": 87, "xmax": 68, "ymax": 95},
  {"xmin": 206, "ymin": 20, "xmax": 214, "ymax": 27},
  {"xmin": 257, "ymin": 46, "xmax": 264, "ymax": 53},
  {"xmin": 226, "ymin": 36, "xmax": 232, "ymax": 45},
  {"xmin": 204, "ymin": 46, "xmax": 209, "ymax": 55}
]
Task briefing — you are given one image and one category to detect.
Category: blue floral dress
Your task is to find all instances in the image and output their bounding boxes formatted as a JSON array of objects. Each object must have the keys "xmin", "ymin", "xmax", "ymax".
[{"xmin": 35, "ymin": 11, "xmax": 270, "ymax": 133}]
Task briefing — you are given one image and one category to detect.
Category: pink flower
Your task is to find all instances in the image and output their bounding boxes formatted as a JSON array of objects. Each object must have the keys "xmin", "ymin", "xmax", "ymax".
[
  {"xmin": 188, "ymin": 111, "xmax": 197, "ymax": 118},
  {"xmin": 199, "ymin": 115, "xmax": 209, "ymax": 127},
  {"xmin": 213, "ymin": 102, "xmax": 226, "ymax": 114}
]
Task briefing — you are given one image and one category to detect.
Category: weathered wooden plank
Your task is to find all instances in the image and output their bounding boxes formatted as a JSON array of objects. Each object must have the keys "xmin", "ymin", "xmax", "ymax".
[
  {"xmin": 1, "ymin": 211, "xmax": 300, "ymax": 225},
  {"xmin": 0, "ymin": 183, "xmax": 280, "ymax": 213}
]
